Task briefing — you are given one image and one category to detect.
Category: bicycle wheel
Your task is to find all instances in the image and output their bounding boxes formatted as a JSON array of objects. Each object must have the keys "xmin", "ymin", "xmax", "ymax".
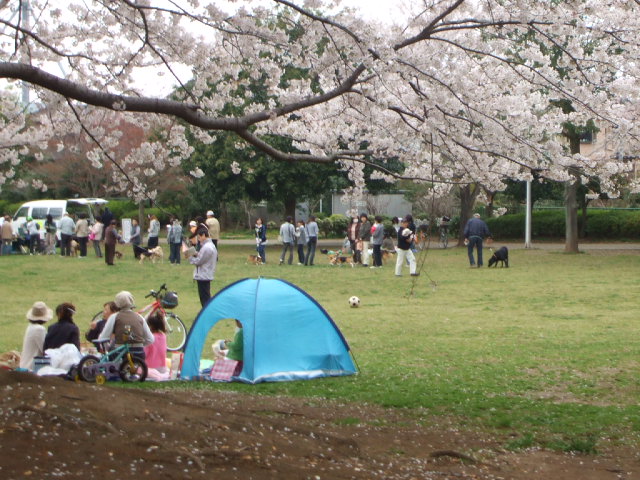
[
  {"xmin": 165, "ymin": 313, "xmax": 187, "ymax": 351},
  {"xmin": 119, "ymin": 355, "xmax": 148, "ymax": 382},
  {"xmin": 78, "ymin": 355, "xmax": 101, "ymax": 382}
]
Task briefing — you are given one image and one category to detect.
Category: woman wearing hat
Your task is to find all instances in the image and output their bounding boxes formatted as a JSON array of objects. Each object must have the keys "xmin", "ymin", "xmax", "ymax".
[{"xmin": 20, "ymin": 301, "xmax": 53, "ymax": 370}]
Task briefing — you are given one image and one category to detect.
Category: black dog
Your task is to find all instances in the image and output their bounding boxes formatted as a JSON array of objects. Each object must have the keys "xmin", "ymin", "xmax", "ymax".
[{"xmin": 488, "ymin": 246, "xmax": 509, "ymax": 268}]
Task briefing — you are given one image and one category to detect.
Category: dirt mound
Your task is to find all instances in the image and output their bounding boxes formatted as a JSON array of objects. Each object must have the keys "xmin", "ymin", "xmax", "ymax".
[{"xmin": 0, "ymin": 370, "xmax": 636, "ymax": 479}]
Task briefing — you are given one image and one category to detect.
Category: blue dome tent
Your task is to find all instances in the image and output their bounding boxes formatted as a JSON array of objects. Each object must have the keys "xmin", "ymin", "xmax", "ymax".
[{"xmin": 180, "ymin": 278, "xmax": 358, "ymax": 383}]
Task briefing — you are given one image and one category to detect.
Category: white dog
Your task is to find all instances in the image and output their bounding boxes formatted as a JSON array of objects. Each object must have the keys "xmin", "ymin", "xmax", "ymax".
[{"xmin": 139, "ymin": 246, "xmax": 164, "ymax": 264}]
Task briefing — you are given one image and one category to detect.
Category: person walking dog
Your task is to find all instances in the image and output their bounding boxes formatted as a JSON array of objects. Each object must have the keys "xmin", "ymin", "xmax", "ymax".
[{"xmin": 463, "ymin": 213, "xmax": 491, "ymax": 268}]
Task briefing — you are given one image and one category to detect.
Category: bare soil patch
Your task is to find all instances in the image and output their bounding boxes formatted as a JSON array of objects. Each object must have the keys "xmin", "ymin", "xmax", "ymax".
[{"xmin": 0, "ymin": 370, "xmax": 637, "ymax": 479}]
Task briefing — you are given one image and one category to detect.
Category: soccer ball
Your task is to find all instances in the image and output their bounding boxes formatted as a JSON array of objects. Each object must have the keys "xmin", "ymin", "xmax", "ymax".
[{"xmin": 348, "ymin": 296, "xmax": 360, "ymax": 308}]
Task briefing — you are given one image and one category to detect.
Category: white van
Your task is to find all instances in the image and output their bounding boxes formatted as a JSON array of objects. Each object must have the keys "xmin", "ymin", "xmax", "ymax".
[{"xmin": 12, "ymin": 198, "xmax": 109, "ymax": 239}]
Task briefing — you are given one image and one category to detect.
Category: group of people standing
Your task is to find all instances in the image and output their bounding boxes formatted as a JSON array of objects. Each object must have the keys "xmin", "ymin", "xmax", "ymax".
[
  {"xmin": 255, "ymin": 213, "xmax": 418, "ymax": 275},
  {"xmin": 346, "ymin": 213, "xmax": 387, "ymax": 268},
  {"xmin": 275, "ymin": 215, "xmax": 319, "ymax": 266}
]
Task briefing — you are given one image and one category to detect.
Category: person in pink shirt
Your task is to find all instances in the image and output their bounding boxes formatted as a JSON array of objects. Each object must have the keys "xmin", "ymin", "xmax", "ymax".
[{"xmin": 144, "ymin": 312, "xmax": 169, "ymax": 381}]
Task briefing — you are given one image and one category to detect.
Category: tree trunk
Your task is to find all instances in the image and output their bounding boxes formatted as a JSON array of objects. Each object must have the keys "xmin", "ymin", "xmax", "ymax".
[
  {"xmin": 458, "ymin": 183, "xmax": 479, "ymax": 246},
  {"xmin": 564, "ymin": 169, "xmax": 580, "ymax": 253},
  {"xmin": 564, "ymin": 128, "xmax": 582, "ymax": 253},
  {"xmin": 483, "ymin": 188, "xmax": 496, "ymax": 218},
  {"xmin": 579, "ymin": 200, "xmax": 589, "ymax": 239},
  {"xmin": 138, "ymin": 202, "xmax": 145, "ymax": 235},
  {"xmin": 284, "ymin": 197, "xmax": 297, "ymax": 222}
]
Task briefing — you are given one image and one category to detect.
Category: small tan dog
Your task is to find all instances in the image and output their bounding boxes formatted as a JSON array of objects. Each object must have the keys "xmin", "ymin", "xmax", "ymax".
[
  {"xmin": 246, "ymin": 254, "xmax": 263, "ymax": 265},
  {"xmin": 139, "ymin": 246, "xmax": 164, "ymax": 264},
  {"xmin": 70, "ymin": 239, "xmax": 80, "ymax": 257}
]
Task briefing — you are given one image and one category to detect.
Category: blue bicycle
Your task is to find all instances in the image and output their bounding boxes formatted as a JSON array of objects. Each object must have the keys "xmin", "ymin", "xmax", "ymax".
[{"xmin": 77, "ymin": 338, "xmax": 148, "ymax": 384}]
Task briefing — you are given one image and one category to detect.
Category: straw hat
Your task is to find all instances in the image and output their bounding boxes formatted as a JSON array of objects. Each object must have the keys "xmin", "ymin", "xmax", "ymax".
[{"xmin": 26, "ymin": 301, "xmax": 53, "ymax": 322}]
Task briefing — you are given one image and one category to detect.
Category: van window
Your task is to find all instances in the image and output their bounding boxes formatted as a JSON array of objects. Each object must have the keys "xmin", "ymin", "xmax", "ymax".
[
  {"xmin": 14, "ymin": 206, "xmax": 29, "ymax": 220},
  {"xmin": 32, "ymin": 207, "xmax": 48, "ymax": 219},
  {"xmin": 49, "ymin": 208, "xmax": 63, "ymax": 220}
]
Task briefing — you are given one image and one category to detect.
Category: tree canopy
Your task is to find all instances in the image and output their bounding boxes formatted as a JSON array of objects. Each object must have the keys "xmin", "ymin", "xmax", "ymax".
[{"xmin": 0, "ymin": 0, "xmax": 639, "ymax": 206}]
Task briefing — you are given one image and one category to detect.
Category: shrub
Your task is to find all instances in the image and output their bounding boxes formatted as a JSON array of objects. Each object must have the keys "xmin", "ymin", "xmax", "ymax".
[
  {"xmin": 318, "ymin": 217, "xmax": 333, "ymax": 238},
  {"xmin": 105, "ymin": 200, "xmax": 136, "ymax": 221},
  {"xmin": 328, "ymin": 214, "xmax": 349, "ymax": 237},
  {"xmin": 486, "ymin": 209, "xmax": 640, "ymax": 240}
]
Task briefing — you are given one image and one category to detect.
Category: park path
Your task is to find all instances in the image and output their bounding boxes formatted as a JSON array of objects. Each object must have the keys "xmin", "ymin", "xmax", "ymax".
[{"xmin": 220, "ymin": 238, "xmax": 640, "ymax": 251}]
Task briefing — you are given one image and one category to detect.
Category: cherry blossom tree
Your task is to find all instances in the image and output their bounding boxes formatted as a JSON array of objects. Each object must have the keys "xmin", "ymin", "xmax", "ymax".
[
  {"xmin": 1, "ymin": 0, "xmax": 639, "ymax": 250},
  {"xmin": 0, "ymin": 87, "xmax": 50, "ymax": 193}
]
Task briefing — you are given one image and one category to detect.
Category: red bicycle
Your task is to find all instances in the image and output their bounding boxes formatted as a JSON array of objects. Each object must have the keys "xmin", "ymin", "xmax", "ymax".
[{"xmin": 89, "ymin": 283, "xmax": 187, "ymax": 351}]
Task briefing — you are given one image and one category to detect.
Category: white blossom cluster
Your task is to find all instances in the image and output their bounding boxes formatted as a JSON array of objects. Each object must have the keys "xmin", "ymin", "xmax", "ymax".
[
  {"xmin": 0, "ymin": 1, "xmax": 639, "ymax": 198},
  {"xmin": 0, "ymin": 89, "xmax": 51, "ymax": 192}
]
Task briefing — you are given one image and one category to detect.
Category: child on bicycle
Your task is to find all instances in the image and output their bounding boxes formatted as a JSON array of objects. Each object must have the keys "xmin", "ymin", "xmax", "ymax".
[
  {"xmin": 144, "ymin": 311, "xmax": 169, "ymax": 381},
  {"xmin": 98, "ymin": 291, "xmax": 154, "ymax": 359}
]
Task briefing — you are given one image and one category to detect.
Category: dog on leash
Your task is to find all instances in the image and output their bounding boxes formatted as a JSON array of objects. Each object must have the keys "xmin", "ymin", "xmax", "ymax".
[
  {"xmin": 139, "ymin": 246, "xmax": 164, "ymax": 264},
  {"xmin": 246, "ymin": 254, "xmax": 264, "ymax": 265},
  {"xmin": 328, "ymin": 253, "xmax": 355, "ymax": 267},
  {"xmin": 488, "ymin": 246, "xmax": 509, "ymax": 267}
]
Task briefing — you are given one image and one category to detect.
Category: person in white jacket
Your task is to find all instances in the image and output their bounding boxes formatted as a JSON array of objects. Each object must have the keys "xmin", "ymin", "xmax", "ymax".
[
  {"xmin": 20, "ymin": 301, "xmax": 53, "ymax": 370},
  {"xmin": 189, "ymin": 228, "xmax": 218, "ymax": 307}
]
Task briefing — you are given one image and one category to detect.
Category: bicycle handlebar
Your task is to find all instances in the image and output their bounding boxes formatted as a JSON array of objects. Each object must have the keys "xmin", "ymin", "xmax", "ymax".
[{"xmin": 145, "ymin": 284, "xmax": 168, "ymax": 299}]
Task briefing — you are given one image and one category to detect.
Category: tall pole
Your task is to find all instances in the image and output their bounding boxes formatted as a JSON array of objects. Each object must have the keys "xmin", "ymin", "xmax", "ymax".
[
  {"xmin": 525, "ymin": 180, "xmax": 532, "ymax": 248},
  {"xmin": 20, "ymin": 1, "xmax": 30, "ymax": 107}
]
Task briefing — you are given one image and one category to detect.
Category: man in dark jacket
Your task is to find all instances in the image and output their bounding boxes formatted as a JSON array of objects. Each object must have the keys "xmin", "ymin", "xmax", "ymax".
[{"xmin": 463, "ymin": 213, "xmax": 491, "ymax": 267}]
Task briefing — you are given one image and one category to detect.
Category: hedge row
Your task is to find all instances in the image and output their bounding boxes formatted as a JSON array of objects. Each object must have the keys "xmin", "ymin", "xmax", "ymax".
[{"xmin": 486, "ymin": 209, "xmax": 640, "ymax": 239}]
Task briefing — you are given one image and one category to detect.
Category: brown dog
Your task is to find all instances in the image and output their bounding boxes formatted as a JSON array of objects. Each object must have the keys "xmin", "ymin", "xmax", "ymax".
[
  {"xmin": 139, "ymin": 246, "xmax": 164, "ymax": 264},
  {"xmin": 328, "ymin": 253, "xmax": 355, "ymax": 267},
  {"xmin": 246, "ymin": 254, "xmax": 263, "ymax": 265}
]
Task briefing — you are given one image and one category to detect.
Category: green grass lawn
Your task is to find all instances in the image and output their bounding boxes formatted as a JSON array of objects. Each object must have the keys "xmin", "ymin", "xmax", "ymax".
[{"xmin": 2, "ymin": 244, "xmax": 640, "ymax": 452}]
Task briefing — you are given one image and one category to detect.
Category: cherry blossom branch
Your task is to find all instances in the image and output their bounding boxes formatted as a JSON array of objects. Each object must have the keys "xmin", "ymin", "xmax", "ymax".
[
  {"xmin": 394, "ymin": 0, "xmax": 466, "ymax": 50},
  {"xmin": 0, "ymin": 61, "xmax": 367, "ymax": 129}
]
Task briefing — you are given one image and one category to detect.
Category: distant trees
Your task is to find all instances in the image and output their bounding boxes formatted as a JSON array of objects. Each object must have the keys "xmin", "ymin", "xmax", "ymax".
[{"xmin": 1, "ymin": 1, "xmax": 639, "ymax": 247}]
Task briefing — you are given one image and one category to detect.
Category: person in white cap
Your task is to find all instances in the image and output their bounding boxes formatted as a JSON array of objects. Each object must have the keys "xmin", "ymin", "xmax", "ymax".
[
  {"xmin": 205, "ymin": 210, "xmax": 220, "ymax": 248},
  {"xmin": 20, "ymin": 301, "xmax": 53, "ymax": 370},
  {"xmin": 98, "ymin": 291, "xmax": 154, "ymax": 359}
]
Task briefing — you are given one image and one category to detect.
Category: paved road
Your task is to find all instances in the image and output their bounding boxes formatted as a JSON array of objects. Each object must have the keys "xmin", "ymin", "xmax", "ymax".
[{"xmin": 220, "ymin": 238, "xmax": 640, "ymax": 251}]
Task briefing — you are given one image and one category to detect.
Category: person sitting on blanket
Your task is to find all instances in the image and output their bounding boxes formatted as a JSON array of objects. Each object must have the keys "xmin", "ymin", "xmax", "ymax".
[
  {"xmin": 86, "ymin": 301, "xmax": 119, "ymax": 342},
  {"xmin": 225, "ymin": 319, "xmax": 244, "ymax": 362},
  {"xmin": 212, "ymin": 319, "xmax": 244, "ymax": 362},
  {"xmin": 144, "ymin": 311, "xmax": 169, "ymax": 381},
  {"xmin": 98, "ymin": 291, "xmax": 154, "ymax": 360}
]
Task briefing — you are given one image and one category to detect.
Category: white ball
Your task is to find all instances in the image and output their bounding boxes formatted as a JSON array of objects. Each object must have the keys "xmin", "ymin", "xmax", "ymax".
[
  {"xmin": 402, "ymin": 228, "xmax": 412, "ymax": 237},
  {"xmin": 349, "ymin": 296, "xmax": 360, "ymax": 308}
]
